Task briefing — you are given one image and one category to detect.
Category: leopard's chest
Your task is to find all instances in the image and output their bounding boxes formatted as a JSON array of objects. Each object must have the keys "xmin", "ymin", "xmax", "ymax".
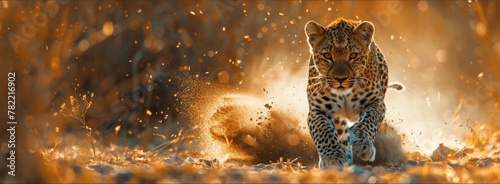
[
  {"xmin": 311, "ymin": 89, "xmax": 371, "ymax": 123},
  {"xmin": 332, "ymin": 92, "xmax": 363, "ymax": 122}
]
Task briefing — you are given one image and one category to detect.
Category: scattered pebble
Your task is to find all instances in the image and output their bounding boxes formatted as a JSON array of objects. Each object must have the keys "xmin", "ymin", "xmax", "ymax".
[
  {"xmin": 406, "ymin": 160, "xmax": 418, "ymax": 166},
  {"xmin": 115, "ymin": 171, "xmax": 134, "ymax": 183},
  {"xmin": 186, "ymin": 156, "xmax": 195, "ymax": 164},
  {"xmin": 164, "ymin": 154, "xmax": 184, "ymax": 166},
  {"xmin": 87, "ymin": 164, "xmax": 115, "ymax": 175},
  {"xmin": 476, "ymin": 158, "xmax": 492, "ymax": 168},
  {"xmin": 199, "ymin": 159, "xmax": 211, "ymax": 167}
]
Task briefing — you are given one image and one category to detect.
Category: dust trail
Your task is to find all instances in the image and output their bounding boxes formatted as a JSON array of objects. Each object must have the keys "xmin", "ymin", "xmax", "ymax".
[
  {"xmin": 179, "ymin": 77, "xmax": 318, "ymax": 165},
  {"xmin": 179, "ymin": 60, "xmax": 408, "ymax": 166}
]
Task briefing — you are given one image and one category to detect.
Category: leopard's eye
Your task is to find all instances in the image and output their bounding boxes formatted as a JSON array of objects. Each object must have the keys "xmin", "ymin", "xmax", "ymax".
[
  {"xmin": 323, "ymin": 53, "xmax": 332, "ymax": 59},
  {"xmin": 349, "ymin": 53, "xmax": 358, "ymax": 59}
]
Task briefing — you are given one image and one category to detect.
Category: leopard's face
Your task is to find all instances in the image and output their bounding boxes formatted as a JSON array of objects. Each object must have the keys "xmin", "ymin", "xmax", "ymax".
[{"xmin": 306, "ymin": 19, "xmax": 374, "ymax": 93}]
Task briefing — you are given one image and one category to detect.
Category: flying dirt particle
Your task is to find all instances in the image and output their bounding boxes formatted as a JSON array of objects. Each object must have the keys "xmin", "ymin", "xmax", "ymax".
[{"xmin": 265, "ymin": 104, "xmax": 272, "ymax": 109}]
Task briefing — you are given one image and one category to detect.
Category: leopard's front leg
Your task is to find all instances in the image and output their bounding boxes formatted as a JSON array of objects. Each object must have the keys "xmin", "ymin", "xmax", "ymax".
[
  {"xmin": 348, "ymin": 99, "xmax": 385, "ymax": 162},
  {"xmin": 308, "ymin": 109, "xmax": 348, "ymax": 169}
]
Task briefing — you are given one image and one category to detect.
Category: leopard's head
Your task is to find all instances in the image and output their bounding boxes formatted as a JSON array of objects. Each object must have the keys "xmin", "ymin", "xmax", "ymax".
[{"xmin": 305, "ymin": 18, "xmax": 374, "ymax": 93}]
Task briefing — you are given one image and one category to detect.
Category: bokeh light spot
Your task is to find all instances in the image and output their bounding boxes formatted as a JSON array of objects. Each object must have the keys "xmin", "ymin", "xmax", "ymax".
[
  {"xmin": 257, "ymin": 3, "xmax": 265, "ymax": 10},
  {"xmin": 475, "ymin": 23, "xmax": 487, "ymax": 37},
  {"xmin": 436, "ymin": 50, "xmax": 448, "ymax": 63},
  {"xmin": 102, "ymin": 21, "xmax": 114, "ymax": 36},
  {"xmin": 418, "ymin": 1, "xmax": 429, "ymax": 12},
  {"xmin": 78, "ymin": 39, "xmax": 89, "ymax": 52},
  {"xmin": 208, "ymin": 50, "xmax": 215, "ymax": 57},
  {"xmin": 217, "ymin": 71, "xmax": 230, "ymax": 84}
]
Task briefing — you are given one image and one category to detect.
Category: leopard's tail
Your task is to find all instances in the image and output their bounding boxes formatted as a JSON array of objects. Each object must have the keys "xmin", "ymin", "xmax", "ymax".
[{"xmin": 388, "ymin": 82, "xmax": 405, "ymax": 91}]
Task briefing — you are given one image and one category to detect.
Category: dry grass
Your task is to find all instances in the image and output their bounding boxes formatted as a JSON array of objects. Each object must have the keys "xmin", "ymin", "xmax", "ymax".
[{"xmin": 59, "ymin": 91, "xmax": 96, "ymax": 157}]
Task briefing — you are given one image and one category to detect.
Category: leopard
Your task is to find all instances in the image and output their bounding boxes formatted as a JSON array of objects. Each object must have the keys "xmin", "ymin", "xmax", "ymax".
[{"xmin": 304, "ymin": 18, "xmax": 402, "ymax": 169}]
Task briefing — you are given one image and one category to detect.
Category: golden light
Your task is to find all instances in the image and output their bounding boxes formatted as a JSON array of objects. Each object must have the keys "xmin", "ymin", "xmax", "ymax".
[{"xmin": 102, "ymin": 21, "xmax": 114, "ymax": 36}]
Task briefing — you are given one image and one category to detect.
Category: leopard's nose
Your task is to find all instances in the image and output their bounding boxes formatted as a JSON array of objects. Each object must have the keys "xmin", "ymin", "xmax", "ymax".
[{"xmin": 333, "ymin": 76, "xmax": 348, "ymax": 84}]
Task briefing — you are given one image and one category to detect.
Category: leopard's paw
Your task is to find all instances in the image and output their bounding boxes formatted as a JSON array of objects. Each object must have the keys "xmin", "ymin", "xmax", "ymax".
[
  {"xmin": 319, "ymin": 155, "xmax": 348, "ymax": 169},
  {"xmin": 352, "ymin": 140, "xmax": 376, "ymax": 162}
]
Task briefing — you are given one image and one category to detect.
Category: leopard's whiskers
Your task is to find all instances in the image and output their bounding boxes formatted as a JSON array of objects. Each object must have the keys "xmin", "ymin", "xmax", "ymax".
[
  {"xmin": 354, "ymin": 81, "xmax": 366, "ymax": 93},
  {"xmin": 308, "ymin": 80, "xmax": 327, "ymax": 99},
  {"xmin": 307, "ymin": 81, "xmax": 323, "ymax": 89},
  {"xmin": 354, "ymin": 76, "xmax": 371, "ymax": 93},
  {"xmin": 309, "ymin": 75, "xmax": 325, "ymax": 80},
  {"xmin": 308, "ymin": 87, "xmax": 322, "ymax": 99}
]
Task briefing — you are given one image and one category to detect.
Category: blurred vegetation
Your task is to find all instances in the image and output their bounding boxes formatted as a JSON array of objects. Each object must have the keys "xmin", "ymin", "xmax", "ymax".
[{"xmin": 0, "ymin": 0, "xmax": 500, "ymax": 182}]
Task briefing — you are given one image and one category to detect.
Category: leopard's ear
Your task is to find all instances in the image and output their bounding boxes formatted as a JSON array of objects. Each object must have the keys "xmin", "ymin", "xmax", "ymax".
[
  {"xmin": 353, "ymin": 21, "xmax": 375, "ymax": 47},
  {"xmin": 304, "ymin": 21, "xmax": 325, "ymax": 51}
]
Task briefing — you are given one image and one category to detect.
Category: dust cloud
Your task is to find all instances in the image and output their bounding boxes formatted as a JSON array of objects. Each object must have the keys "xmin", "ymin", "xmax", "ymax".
[{"xmin": 179, "ymin": 60, "xmax": 408, "ymax": 166}]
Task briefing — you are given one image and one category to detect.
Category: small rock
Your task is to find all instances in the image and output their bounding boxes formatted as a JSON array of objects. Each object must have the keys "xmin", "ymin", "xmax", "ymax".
[
  {"xmin": 349, "ymin": 165, "xmax": 369, "ymax": 175},
  {"xmin": 199, "ymin": 159, "xmax": 212, "ymax": 168},
  {"xmin": 163, "ymin": 153, "xmax": 184, "ymax": 166},
  {"xmin": 400, "ymin": 163, "xmax": 408, "ymax": 171},
  {"xmin": 116, "ymin": 171, "xmax": 134, "ymax": 184},
  {"xmin": 88, "ymin": 164, "xmax": 115, "ymax": 175},
  {"xmin": 227, "ymin": 170, "xmax": 244, "ymax": 181},
  {"xmin": 476, "ymin": 158, "xmax": 492, "ymax": 168},
  {"xmin": 186, "ymin": 156, "xmax": 195, "ymax": 164},
  {"xmin": 267, "ymin": 174, "xmax": 280, "ymax": 182},
  {"xmin": 212, "ymin": 158, "xmax": 220, "ymax": 163},
  {"xmin": 349, "ymin": 165, "xmax": 375, "ymax": 182},
  {"xmin": 430, "ymin": 143, "xmax": 461, "ymax": 161},
  {"xmin": 406, "ymin": 160, "xmax": 418, "ymax": 166}
]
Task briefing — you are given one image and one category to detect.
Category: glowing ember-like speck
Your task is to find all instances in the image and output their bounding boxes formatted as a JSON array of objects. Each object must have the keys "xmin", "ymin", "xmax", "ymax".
[{"xmin": 115, "ymin": 125, "xmax": 121, "ymax": 134}]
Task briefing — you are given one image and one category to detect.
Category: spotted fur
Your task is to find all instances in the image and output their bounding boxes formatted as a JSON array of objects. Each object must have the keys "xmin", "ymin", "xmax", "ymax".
[{"xmin": 304, "ymin": 18, "xmax": 397, "ymax": 169}]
